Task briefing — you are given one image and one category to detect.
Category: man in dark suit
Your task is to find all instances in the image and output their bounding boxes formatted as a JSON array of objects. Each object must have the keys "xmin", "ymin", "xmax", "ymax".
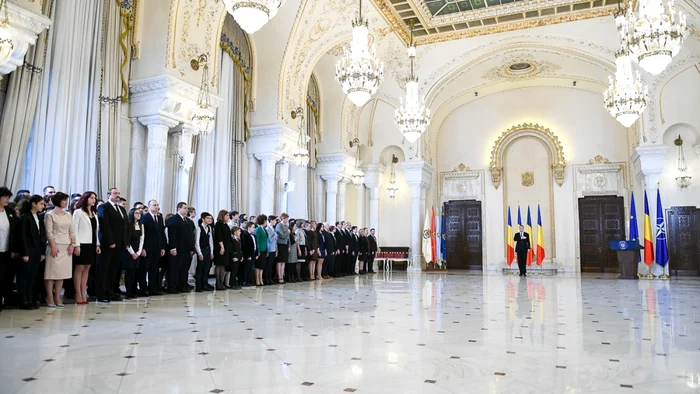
[
  {"xmin": 349, "ymin": 226, "xmax": 359, "ymax": 275},
  {"xmin": 97, "ymin": 188, "xmax": 128, "ymax": 302},
  {"xmin": 368, "ymin": 228, "xmax": 378, "ymax": 273},
  {"xmin": 167, "ymin": 202, "xmax": 194, "ymax": 293},
  {"xmin": 140, "ymin": 199, "xmax": 166, "ymax": 295},
  {"xmin": 334, "ymin": 222, "xmax": 346, "ymax": 277},
  {"xmin": 0, "ymin": 187, "xmax": 19, "ymax": 310},
  {"xmin": 182, "ymin": 207, "xmax": 197, "ymax": 291},
  {"xmin": 514, "ymin": 225, "xmax": 531, "ymax": 277}
]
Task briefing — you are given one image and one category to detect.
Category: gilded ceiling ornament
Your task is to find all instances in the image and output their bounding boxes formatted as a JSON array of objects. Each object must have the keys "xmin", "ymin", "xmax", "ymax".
[
  {"xmin": 522, "ymin": 171, "xmax": 534, "ymax": 187},
  {"xmin": 482, "ymin": 54, "xmax": 561, "ymax": 82},
  {"xmin": 588, "ymin": 155, "xmax": 610, "ymax": 165},
  {"xmin": 453, "ymin": 163, "xmax": 470, "ymax": 172},
  {"xmin": 489, "ymin": 123, "xmax": 567, "ymax": 189}
]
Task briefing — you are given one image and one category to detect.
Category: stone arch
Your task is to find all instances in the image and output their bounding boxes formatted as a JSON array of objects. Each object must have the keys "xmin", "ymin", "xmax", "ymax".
[{"xmin": 489, "ymin": 123, "xmax": 566, "ymax": 189}]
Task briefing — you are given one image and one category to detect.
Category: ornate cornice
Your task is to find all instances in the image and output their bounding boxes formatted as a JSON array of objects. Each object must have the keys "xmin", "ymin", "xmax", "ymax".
[
  {"xmin": 489, "ymin": 123, "xmax": 566, "ymax": 189},
  {"xmin": 0, "ymin": 2, "xmax": 51, "ymax": 77}
]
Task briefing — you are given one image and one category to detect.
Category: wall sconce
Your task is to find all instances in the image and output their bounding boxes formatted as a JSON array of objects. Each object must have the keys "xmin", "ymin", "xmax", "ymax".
[
  {"xmin": 349, "ymin": 138, "xmax": 364, "ymax": 185},
  {"xmin": 386, "ymin": 154, "xmax": 399, "ymax": 198},
  {"xmin": 675, "ymin": 135, "xmax": 691, "ymax": 188},
  {"xmin": 290, "ymin": 107, "xmax": 309, "ymax": 167},
  {"xmin": 190, "ymin": 54, "xmax": 215, "ymax": 135}
]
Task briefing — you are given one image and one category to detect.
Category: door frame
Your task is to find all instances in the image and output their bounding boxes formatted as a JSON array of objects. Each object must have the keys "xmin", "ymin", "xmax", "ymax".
[
  {"xmin": 572, "ymin": 161, "xmax": 628, "ymax": 273},
  {"xmin": 444, "ymin": 199, "xmax": 484, "ymax": 270},
  {"xmin": 576, "ymin": 195, "xmax": 626, "ymax": 273}
]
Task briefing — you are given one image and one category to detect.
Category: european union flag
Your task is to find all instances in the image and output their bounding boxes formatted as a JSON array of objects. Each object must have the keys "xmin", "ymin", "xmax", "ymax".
[
  {"xmin": 655, "ymin": 189, "xmax": 669, "ymax": 268},
  {"xmin": 629, "ymin": 192, "xmax": 640, "ymax": 262}
]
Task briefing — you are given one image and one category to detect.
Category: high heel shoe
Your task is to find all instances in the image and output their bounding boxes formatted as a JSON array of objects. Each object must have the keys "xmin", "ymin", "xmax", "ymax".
[{"xmin": 46, "ymin": 297, "xmax": 56, "ymax": 308}]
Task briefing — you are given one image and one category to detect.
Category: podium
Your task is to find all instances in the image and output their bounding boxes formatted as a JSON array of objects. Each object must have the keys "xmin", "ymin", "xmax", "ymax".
[{"xmin": 609, "ymin": 240, "xmax": 642, "ymax": 279}]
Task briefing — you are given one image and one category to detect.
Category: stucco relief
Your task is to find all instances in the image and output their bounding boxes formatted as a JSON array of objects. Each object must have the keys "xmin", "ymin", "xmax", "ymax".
[{"xmin": 482, "ymin": 52, "xmax": 561, "ymax": 81}]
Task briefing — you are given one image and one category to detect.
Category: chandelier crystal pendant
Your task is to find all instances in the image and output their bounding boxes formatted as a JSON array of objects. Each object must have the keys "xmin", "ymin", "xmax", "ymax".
[
  {"xmin": 291, "ymin": 107, "xmax": 310, "ymax": 167},
  {"xmin": 674, "ymin": 135, "xmax": 691, "ymax": 188},
  {"xmin": 603, "ymin": 45, "xmax": 648, "ymax": 127},
  {"xmin": 0, "ymin": 0, "xmax": 14, "ymax": 67},
  {"xmin": 223, "ymin": 0, "xmax": 283, "ymax": 34},
  {"xmin": 394, "ymin": 21, "xmax": 430, "ymax": 144},
  {"xmin": 386, "ymin": 154, "xmax": 399, "ymax": 198},
  {"xmin": 349, "ymin": 138, "xmax": 364, "ymax": 185},
  {"xmin": 335, "ymin": 0, "xmax": 384, "ymax": 107},
  {"xmin": 618, "ymin": 0, "xmax": 687, "ymax": 75},
  {"xmin": 191, "ymin": 54, "xmax": 216, "ymax": 135}
]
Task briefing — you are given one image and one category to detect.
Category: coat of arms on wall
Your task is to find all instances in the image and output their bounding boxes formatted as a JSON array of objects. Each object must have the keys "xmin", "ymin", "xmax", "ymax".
[{"xmin": 522, "ymin": 171, "xmax": 534, "ymax": 187}]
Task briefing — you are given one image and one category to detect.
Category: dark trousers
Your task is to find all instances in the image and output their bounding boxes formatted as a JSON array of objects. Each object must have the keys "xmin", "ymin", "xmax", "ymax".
[
  {"xmin": 264, "ymin": 252, "xmax": 276, "ymax": 282},
  {"xmin": 325, "ymin": 254, "xmax": 334, "ymax": 276},
  {"xmin": 228, "ymin": 260, "xmax": 239, "ymax": 287},
  {"xmin": 517, "ymin": 252, "xmax": 527, "ymax": 275},
  {"xmin": 167, "ymin": 253, "xmax": 181, "ymax": 291},
  {"xmin": 138, "ymin": 249, "xmax": 158, "ymax": 293},
  {"xmin": 178, "ymin": 254, "xmax": 192, "ymax": 288},
  {"xmin": 124, "ymin": 267, "xmax": 138, "ymax": 295},
  {"xmin": 242, "ymin": 258, "xmax": 253, "ymax": 285},
  {"xmin": 97, "ymin": 247, "xmax": 121, "ymax": 299},
  {"xmin": 237, "ymin": 258, "xmax": 246, "ymax": 285},
  {"xmin": 195, "ymin": 252, "xmax": 211, "ymax": 290},
  {"xmin": 18, "ymin": 249, "xmax": 42, "ymax": 304}
]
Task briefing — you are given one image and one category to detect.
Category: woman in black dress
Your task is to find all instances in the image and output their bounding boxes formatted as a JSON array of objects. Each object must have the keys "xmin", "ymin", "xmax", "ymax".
[
  {"xmin": 123, "ymin": 208, "xmax": 144, "ymax": 298},
  {"xmin": 71, "ymin": 191, "xmax": 100, "ymax": 304},
  {"xmin": 358, "ymin": 228, "xmax": 369, "ymax": 274},
  {"xmin": 214, "ymin": 210, "xmax": 232, "ymax": 290}
]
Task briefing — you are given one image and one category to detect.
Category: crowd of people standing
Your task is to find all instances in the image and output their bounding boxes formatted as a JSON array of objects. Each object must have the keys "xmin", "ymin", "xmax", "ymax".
[{"xmin": 0, "ymin": 186, "xmax": 379, "ymax": 311}]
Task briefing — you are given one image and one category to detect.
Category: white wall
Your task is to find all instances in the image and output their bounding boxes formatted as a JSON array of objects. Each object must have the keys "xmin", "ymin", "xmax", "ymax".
[{"xmin": 436, "ymin": 86, "xmax": 628, "ymax": 271}]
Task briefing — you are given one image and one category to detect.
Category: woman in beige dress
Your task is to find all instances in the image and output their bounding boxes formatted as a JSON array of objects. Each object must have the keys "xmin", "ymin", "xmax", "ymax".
[{"xmin": 45, "ymin": 192, "xmax": 76, "ymax": 308}]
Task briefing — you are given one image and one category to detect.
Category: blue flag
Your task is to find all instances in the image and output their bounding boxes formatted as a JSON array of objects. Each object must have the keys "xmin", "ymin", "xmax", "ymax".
[
  {"xmin": 440, "ymin": 209, "xmax": 447, "ymax": 267},
  {"xmin": 655, "ymin": 189, "xmax": 669, "ymax": 268},
  {"xmin": 629, "ymin": 192, "xmax": 640, "ymax": 262},
  {"xmin": 517, "ymin": 205, "xmax": 522, "ymax": 227}
]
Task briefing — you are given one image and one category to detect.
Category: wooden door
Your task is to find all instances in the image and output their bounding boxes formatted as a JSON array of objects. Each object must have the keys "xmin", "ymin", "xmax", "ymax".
[
  {"xmin": 578, "ymin": 196, "xmax": 625, "ymax": 273},
  {"xmin": 444, "ymin": 200, "xmax": 483, "ymax": 270},
  {"xmin": 666, "ymin": 207, "xmax": 699, "ymax": 276}
]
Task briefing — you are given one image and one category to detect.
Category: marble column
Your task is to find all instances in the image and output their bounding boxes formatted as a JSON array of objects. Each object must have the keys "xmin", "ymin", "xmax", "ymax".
[
  {"xmin": 174, "ymin": 126, "xmax": 195, "ymax": 205},
  {"xmin": 256, "ymin": 153, "xmax": 282, "ymax": 215},
  {"xmin": 247, "ymin": 154, "xmax": 259, "ymax": 215},
  {"xmin": 139, "ymin": 115, "xmax": 179, "ymax": 205},
  {"xmin": 276, "ymin": 160, "xmax": 290, "ymax": 214},
  {"xmin": 323, "ymin": 175, "xmax": 341, "ymax": 224},
  {"xmin": 633, "ymin": 145, "xmax": 668, "ymax": 276},
  {"xmin": 337, "ymin": 179, "xmax": 348, "ymax": 222},
  {"xmin": 129, "ymin": 119, "xmax": 147, "ymax": 203},
  {"xmin": 363, "ymin": 164, "xmax": 384, "ymax": 233},
  {"xmin": 315, "ymin": 175, "xmax": 325, "ymax": 221},
  {"xmin": 402, "ymin": 161, "xmax": 434, "ymax": 269},
  {"xmin": 355, "ymin": 184, "xmax": 365, "ymax": 227}
]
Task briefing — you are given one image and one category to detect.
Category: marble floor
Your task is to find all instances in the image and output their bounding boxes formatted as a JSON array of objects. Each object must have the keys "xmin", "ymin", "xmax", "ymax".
[{"xmin": 1, "ymin": 271, "xmax": 700, "ymax": 394}]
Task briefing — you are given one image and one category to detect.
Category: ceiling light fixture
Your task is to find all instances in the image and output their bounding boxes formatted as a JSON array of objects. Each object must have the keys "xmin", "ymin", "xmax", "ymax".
[
  {"xmin": 291, "ymin": 107, "xmax": 310, "ymax": 167},
  {"xmin": 675, "ymin": 135, "xmax": 691, "ymax": 188},
  {"xmin": 223, "ymin": 0, "xmax": 284, "ymax": 34},
  {"xmin": 335, "ymin": 0, "xmax": 384, "ymax": 107},
  {"xmin": 387, "ymin": 154, "xmax": 399, "ymax": 198},
  {"xmin": 394, "ymin": 20, "xmax": 430, "ymax": 144},
  {"xmin": 191, "ymin": 54, "xmax": 216, "ymax": 135},
  {"xmin": 603, "ymin": 45, "xmax": 648, "ymax": 127},
  {"xmin": 349, "ymin": 138, "xmax": 364, "ymax": 185}
]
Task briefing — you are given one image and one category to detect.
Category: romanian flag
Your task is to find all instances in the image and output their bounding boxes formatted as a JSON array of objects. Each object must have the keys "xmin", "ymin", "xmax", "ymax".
[
  {"xmin": 430, "ymin": 206, "xmax": 437, "ymax": 265},
  {"xmin": 506, "ymin": 206, "xmax": 514, "ymax": 266},
  {"xmin": 536, "ymin": 204, "xmax": 545, "ymax": 266},
  {"xmin": 435, "ymin": 207, "xmax": 442, "ymax": 267},
  {"xmin": 526, "ymin": 206, "xmax": 533, "ymax": 266},
  {"xmin": 629, "ymin": 192, "xmax": 640, "ymax": 262},
  {"xmin": 655, "ymin": 189, "xmax": 669, "ymax": 268},
  {"xmin": 643, "ymin": 190, "xmax": 654, "ymax": 265}
]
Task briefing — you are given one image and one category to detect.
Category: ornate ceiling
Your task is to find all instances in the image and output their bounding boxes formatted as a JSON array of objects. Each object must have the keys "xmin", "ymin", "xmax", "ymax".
[{"xmin": 370, "ymin": 0, "xmax": 619, "ymax": 44}]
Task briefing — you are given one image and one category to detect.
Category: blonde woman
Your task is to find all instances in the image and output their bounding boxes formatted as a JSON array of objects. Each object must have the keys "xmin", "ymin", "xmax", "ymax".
[{"xmin": 45, "ymin": 192, "xmax": 76, "ymax": 307}]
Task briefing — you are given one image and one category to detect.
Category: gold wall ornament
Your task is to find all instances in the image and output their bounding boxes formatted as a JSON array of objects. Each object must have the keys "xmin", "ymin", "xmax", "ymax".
[
  {"xmin": 521, "ymin": 171, "xmax": 534, "ymax": 187},
  {"xmin": 588, "ymin": 155, "xmax": 611, "ymax": 165},
  {"xmin": 489, "ymin": 123, "xmax": 566, "ymax": 189},
  {"xmin": 453, "ymin": 163, "xmax": 470, "ymax": 172}
]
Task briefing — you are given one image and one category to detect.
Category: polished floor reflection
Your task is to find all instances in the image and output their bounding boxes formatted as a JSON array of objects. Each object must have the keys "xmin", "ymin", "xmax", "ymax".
[{"xmin": 1, "ymin": 272, "xmax": 700, "ymax": 394}]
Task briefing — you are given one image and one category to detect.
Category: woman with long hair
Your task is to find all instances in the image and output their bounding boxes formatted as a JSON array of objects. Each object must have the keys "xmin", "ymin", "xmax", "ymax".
[
  {"xmin": 213, "ymin": 209, "xmax": 231, "ymax": 290},
  {"xmin": 44, "ymin": 192, "xmax": 76, "ymax": 307},
  {"xmin": 18, "ymin": 195, "xmax": 46, "ymax": 309},
  {"xmin": 254, "ymin": 215, "xmax": 268, "ymax": 287},
  {"xmin": 123, "ymin": 208, "xmax": 144, "ymax": 299},
  {"xmin": 72, "ymin": 191, "xmax": 100, "ymax": 304},
  {"xmin": 306, "ymin": 221, "xmax": 318, "ymax": 280},
  {"xmin": 315, "ymin": 223, "xmax": 325, "ymax": 281}
]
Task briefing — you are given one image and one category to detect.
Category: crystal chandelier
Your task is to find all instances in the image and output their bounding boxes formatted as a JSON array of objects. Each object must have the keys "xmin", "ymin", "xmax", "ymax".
[
  {"xmin": 335, "ymin": 0, "xmax": 384, "ymax": 107},
  {"xmin": 223, "ymin": 0, "xmax": 283, "ymax": 34},
  {"xmin": 617, "ymin": 0, "xmax": 687, "ymax": 75},
  {"xmin": 387, "ymin": 154, "xmax": 399, "ymax": 198},
  {"xmin": 395, "ymin": 21, "xmax": 430, "ymax": 144},
  {"xmin": 349, "ymin": 138, "xmax": 364, "ymax": 185},
  {"xmin": 603, "ymin": 45, "xmax": 648, "ymax": 127},
  {"xmin": 191, "ymin": 54, "xmax": 215, "ymax": 135},
  {"xmin": 291, "ymin": 107, "xmax": 309, "ymax": 167},
  {"xmin": 0, "ymin": 0, "xmax": 14, "ymax": 68},
  {"xmin": 674, "ymin": 135, "xmax": 691, "ymax": 188}
]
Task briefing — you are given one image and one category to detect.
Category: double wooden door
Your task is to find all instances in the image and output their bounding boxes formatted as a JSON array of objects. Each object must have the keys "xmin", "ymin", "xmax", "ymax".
[
  {"xmin": 578, "ymin": 196, "xmax": 625, "ymax": 273},
  {"xmin": 666, "ymin": 207, "xmax": 700, "ymax": 276},
  {"xmin": 444, "ymin": 200, "xmax": 483, "ymax": 270}
]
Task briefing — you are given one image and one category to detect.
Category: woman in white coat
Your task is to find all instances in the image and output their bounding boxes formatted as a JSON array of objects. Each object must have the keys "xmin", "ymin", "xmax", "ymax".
[{"xmin": 72, "ymin": 192, "xmax": 100, "ymax": 305}]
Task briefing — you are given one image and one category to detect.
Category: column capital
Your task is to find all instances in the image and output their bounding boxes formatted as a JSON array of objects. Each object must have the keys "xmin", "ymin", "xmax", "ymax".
[
  {"xmin": 255, "ymin": 152, "xmax": 284, "ymax": 163},
  {"xmin": 130, "ymin": 74, "xmax": 222, "ymax": 125},
  {"xmin": 316, "ymin": 153, "xmax": 355, "ymax": 181},
  {"xmin": 320, "ymin": 174, "xmax": 343, "ymax": 183},
  {"xmin": 138, "ymin": 114, "xmax": 180, "ymax": 129},
  {"xmin": 632, "ymin": 145, "xmax": 668, "ymax": 185},
  {"xmin": 247, "ymin": 123, "xmax": 306, "ymax": 161},
  {"xmin": 362, "ymin": 164, "xmax": 385, "ymax": 188},
  {"xmin": 401, "ymin": 160, "xmax": 434, "ymax": 189},
  {"xmin": 0, "ymin": 2, "xmax": 51, "ymax": 77}
]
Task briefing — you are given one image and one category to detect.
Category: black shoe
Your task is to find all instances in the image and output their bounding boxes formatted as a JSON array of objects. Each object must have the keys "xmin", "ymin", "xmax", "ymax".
[
  {"xmin": 20, "ymin": 303, "xmax": 33, "ymax": 310},
  {"xmin": 138, "ymin": 291, "xmax": 149, "ymax": 297},
  {"xmin": 167, "ymin": 289, "xmax": 179, "ymax": 294},
  {"xmin": 205, "ymin": 284, "xmax": 215, "ymax": 290},
  {"xmin": 109, "ymin": 294, "xmax": 123, "ymax": 301},
  {"xmin": 32, "ymin": 301, "xmax": 41, "ymax": 309},
  {"xmin": 150, "ymin": 290, "xmax": 164, "ymax": 296},
  {"xmin": 97, "ymin": 298, "xmax": 110, "ymax": 303},
  {"xmin": 195, "ymin": 288, "xmax": 203, "ymax": 293}
]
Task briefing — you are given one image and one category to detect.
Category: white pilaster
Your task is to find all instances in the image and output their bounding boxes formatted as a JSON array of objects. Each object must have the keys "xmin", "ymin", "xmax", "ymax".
[
  {"xmin": 0, "ymin": 2, "xmax": 51, "ymax": 78},
  {"xmin": 256, "ymin": 152, "xmax": 282, "ymax": 215},
  {"xmin": 247, "ymin": 153, "xmax": 259, "ymax": 215},
  {"xmin": 139, "ymin": 115, "xmax": 179, "ymax": 205},
  {"xmin": 363, "ymin": 164, "xmax": 384, "ymax": 234},
  {"xmin": 129, "ymin": 119, "xmax": 147, "ymax": 203},
  {"xmin": 337, "ymin": 179, "xmax": 348, "ymax": 222},
  {"xmin": 315, "ymin": 175, "xmax": 325, "ymax": 221},
  {"xmin": 174, "ymin": 126, "xmax": 195, "ymax": 205},
  {"xmin": 402, "ymin": 161, "xmax": 434, "ymax": 268},
  {"xmin": 355, "ymin": 184, "xmax": 365, "ymax": 227},
  {"xmin": 632, "ymin": 145, "xmax": 668, "ymax": 275},
  {"xmin": 276, "ymin": 160, "xmax": 290, "ymax": 214},
  {"xmin": 323, "ymin": 175, "xmax": 341, "ymax": 224}
]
